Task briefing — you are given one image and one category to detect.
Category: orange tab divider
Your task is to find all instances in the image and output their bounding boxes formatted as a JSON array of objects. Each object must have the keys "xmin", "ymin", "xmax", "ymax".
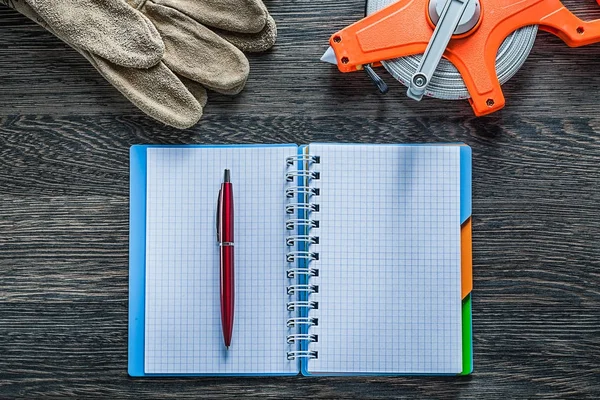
[{"xmin": 461, "ymin": 217, "xmax": 473, "ymax": 299}]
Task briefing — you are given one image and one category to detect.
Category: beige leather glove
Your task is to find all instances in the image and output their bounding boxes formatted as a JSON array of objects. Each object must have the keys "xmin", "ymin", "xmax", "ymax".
[
  {"xmin": 5, "ymin": 0, "xmax": 276, "ymax": 128},
  {"xmin": 129, "ymin": 0, "xmax": 276, "ymax": 94},
  {"xmin": 24, "ymin": 0, "xmax": 164, "ymax": 68}
]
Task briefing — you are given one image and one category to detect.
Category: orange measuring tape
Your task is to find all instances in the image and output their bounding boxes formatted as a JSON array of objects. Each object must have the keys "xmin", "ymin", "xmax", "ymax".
[{"xmin": 327, "ymin": 0, "xmax": 600, "ymax": 115}]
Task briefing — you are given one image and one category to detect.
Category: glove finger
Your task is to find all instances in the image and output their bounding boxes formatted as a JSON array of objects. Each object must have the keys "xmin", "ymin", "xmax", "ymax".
[
  {"xmin": 7, "ymin": 0, "xmax": 200, "ymax": 128},
  {"xmin": 88, "ymin": 57, "xmax": 204, "ymax": 129},
  {"xmin": 177, "ymin": 75, "xmax": 208, "ymax": 108},
  {"xmin": 133, "ymin": 0, "xmax": 267, "ymax": 34},
  {"xmin": 143, "ymin": 2, "xmax": 249, "ymax": 94},
  {"xmin": 216, "ymin": 14, "xmax": 277, "ymax": 53},
  {"xmin": 5, "ymin": 0, "xmax": 46, "ymax": 25},
  {"xmin": 25, "ymin": 0, "xmax": 164, "ymax": 68}
]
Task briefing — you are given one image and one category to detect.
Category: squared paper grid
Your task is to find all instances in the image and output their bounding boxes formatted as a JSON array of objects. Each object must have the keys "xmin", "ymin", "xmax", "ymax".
[
  {"xmin": 307, "ymin": 144, "xmax": 463, "ymax": 374},
  {"xmin": 144, "ymin": 146, "xmax": 298, "ymax": 374}
]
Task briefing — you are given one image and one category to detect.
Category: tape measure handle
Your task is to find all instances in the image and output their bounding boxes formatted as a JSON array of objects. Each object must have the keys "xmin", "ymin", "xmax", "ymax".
[
  {"xmin": 538, "ymin": 2, "xmax": 600, "ymax": 47},
  {"xmin": 328, "ymin": 0, "xmax": 431, "ymax": 73}
]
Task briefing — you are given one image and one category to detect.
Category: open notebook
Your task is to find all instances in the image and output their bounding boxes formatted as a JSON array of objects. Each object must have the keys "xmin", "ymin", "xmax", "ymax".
[{"xmin": 129, "ymin": 143, "xmax": 473, "ymax": 376}]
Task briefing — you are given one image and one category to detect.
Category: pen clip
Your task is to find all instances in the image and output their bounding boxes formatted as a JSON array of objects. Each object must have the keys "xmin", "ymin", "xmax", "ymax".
[{"xmin": 216, "ymin": 186, "xmax": 222, "ymax": 243}]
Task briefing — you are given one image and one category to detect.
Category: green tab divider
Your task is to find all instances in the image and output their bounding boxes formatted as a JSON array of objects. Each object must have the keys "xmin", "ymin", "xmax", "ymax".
[{"xmin": 460, "ymin": 294, "xmax": 473, "ymax": 375}]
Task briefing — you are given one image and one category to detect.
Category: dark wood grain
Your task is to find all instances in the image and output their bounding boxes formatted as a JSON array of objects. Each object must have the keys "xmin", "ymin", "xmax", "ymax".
[{"xmin": 1, "ymin": 0, "xmax": 600, "ymax": 398}]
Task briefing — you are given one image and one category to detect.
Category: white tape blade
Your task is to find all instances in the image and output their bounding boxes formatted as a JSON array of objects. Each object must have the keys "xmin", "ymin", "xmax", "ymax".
[{"xmin": 320, "ymin": 46, "xmax": 338, "ymax": 65}]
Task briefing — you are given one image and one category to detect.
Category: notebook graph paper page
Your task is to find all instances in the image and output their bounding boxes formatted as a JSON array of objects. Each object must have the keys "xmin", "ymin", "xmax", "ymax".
[
  {"xmin": 308, "ymin": 144, "xmax": 463, "ymax": 374},
  {"xmin": 144, "ymin": 146, "xmax": 298, "ymax": 374}
]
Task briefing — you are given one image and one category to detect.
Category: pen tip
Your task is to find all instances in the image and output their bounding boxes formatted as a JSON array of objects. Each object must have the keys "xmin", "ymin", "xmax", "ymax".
[
  {"xmin": 226, "ymin": 346, "xmax": 229, "ymax": 350},
  {"xmin": 223, "ymin": 169, "xmax": 230, "ymax": 183}
]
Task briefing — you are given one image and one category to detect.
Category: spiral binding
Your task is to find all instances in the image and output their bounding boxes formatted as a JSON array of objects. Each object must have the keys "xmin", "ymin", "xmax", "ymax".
[
  {"xmin": 285, "ymin": 235, "xmax": 319, "ymax": 246},
  {"xmin": 286, "ymin": 154, "xmax": 320, "ymax": 166},
  {"xmin": 285, "ymin": 203, "xmax": 319, "ymax": 214},
  {"xmin": 285, "ymin": 170, "xmax": 320, "ymax": 182},
  {"xmin": 286, "ymin": 317, "xmax": 319, "ymax": 327},
  {"xmin": 287, "ymin": 334, "xmax": 319, "ymax": 344},
  {"xmin": 286, "ymin": 219, "xmax": 319, "ymax": 230},
  {"xmin": 285, "ymin": 153, "xmax": 320, "ymax": 361},
  {"xmin": 286, "ymin": 300, "xmax": 319, "ymax": 311},
  {"xmin": 286, "ymin": 251, "xmax": 319, "ymax": 262},
  {"xmin": 286, "ymin": 350, "xmax": 318, "ymax": 361},
  {"xmin": 286, "ymin": 284, "xmax": 319, "ymax": 295},
  {"xmin": 285, "ymin": 187, "xmax": 320, "ymax": 198},
  {"xmin": 286, "ymin": 267, "xmax": 319, "ymax": 278}
]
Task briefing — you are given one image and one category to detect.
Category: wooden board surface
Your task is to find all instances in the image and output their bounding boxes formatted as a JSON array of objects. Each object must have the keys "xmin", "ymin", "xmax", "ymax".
[{"xmin": 0, "ymin": 1, "xmax": 599, "ymax": 398}]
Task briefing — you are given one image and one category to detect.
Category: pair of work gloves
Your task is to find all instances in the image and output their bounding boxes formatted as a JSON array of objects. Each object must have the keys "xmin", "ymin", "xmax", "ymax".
[{"xmin": 3, "ymin": 0, "xmax": 276, "ymax": 128}]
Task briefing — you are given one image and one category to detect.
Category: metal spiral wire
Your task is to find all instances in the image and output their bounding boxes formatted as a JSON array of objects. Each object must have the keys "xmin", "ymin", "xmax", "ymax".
[{"xmin": 285, "ymin": 153, "xmax": 321, "ymax": 360}]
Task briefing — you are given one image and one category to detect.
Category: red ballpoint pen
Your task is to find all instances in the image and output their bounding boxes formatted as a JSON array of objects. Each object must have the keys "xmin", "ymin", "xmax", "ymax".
[{"xmin": 217, "ymin": 169, "xmax": 234, "ymax": 349}]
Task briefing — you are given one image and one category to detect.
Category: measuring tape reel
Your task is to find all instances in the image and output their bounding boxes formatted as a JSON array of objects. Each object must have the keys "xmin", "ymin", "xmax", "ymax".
[
  {"xmin": 324, "ymin": 0, "xmax": 600, "ymax": 115},
  {"xmin": 366, "ymin": 0, "xmax": 538, "ymax": 101}
]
